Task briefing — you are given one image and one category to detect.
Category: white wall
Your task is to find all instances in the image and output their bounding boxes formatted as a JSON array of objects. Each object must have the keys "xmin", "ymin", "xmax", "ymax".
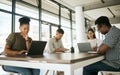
[{"xmin": 112, "ymin": 23, "xmax": 120, "ymax": 29}]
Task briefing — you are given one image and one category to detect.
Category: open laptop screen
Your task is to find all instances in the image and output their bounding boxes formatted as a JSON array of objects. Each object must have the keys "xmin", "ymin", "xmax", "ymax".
[
  {"xmin": 27, "ymin": 41, "xmax": 47, "ymax": 56},
  {"xmin": 77, "ymin": 42, "xmax": 92, "ymax": 52}
]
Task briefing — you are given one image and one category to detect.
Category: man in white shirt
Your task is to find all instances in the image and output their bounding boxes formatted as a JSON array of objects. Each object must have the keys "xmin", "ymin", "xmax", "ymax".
[{"xmin": 44, "ymin": 28, "xmax": 68, "ymax": 53}]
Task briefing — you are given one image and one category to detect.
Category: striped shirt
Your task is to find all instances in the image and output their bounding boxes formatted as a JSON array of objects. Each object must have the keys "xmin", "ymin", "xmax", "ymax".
[{"xmin": 102, "ymin": 26, "xmax": 120, "ymax": 69}]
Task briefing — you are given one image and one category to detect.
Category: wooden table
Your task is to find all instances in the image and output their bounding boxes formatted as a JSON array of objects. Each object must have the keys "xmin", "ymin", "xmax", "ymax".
[{"xmin": 0, "ymin": 53, "xmax": 104, "ymax": 75}]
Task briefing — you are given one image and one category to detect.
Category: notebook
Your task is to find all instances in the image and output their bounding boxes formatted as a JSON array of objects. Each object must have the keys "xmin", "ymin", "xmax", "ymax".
[{"xmin": 26, "ymin": 41, "xmax": 47, "ymax": 57}]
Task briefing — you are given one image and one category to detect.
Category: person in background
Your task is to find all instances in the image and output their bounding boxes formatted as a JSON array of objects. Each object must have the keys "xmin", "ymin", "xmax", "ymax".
[
  {"xmin": 44, "ymin": 28, "xmax": 68, "ymax": 53},
  {"xmin": 83, "ymin": 16, "xmax": 120, "ymax": 75},
  {"xmin": 3, "ymin": 16, "xmax": 40, "ymax": 75},
  {"xmin": 87, "ymin": 28, "xmax": 102, "ymax": 51},
  {"xmin": 44, "ymin": 28, "xmax": 68, "ymax": 75}
]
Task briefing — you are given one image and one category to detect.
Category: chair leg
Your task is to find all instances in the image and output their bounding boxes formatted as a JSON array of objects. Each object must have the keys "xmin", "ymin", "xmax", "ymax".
[
  {"xmin": 56, "ymin": 71, "xmax": 64, "ymax": 75},
  {"xmin": 45, "ymin": 70, "xmax": 64, "ymax": 75},
  {"xmin": 53, "ymin": 71, "xmax": 55, "ymax": 75},
  {"xmin": 107, "ymin": 73, "xmax": 112, "ymax": 75},
  {"xmin": 9, "ymin": 72, "xmax": 20, "ymax": 75},
  {"xmin": 18, "ymin": 73, "xmax": 20, "ymax": 75},
  {"xmin": 9, "ymin": 73, "xmax": 14, "ymax": 75},
  {"xmin": 45, "ymin": 70, "xmax": 49, "ymax": 75},
  {"xmin": 45, "ymin": 70, "xmax": 57, "ymax": 75}
]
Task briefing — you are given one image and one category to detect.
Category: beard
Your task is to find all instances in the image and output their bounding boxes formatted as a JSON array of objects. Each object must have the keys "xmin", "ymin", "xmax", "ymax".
[{"xmin": 101, "ymin": 31, "xmax": 108, "ymax": 35}]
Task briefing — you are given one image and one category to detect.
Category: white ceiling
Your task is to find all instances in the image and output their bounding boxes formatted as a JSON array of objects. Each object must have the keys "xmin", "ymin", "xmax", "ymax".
[
  {"xmin": 3, "ymin": 0, "xmax": 119, "ymax": 24},
  {"xmin": 84, "ymin": 7, "xmax": 114, "ymax": 20},
  {"xmin": 55, "ymin": 0, "xmax": 101, "ymax": 7},
  {"xmin": 55, "ymin": 0, "xmax": 120, "ymax": 23}
]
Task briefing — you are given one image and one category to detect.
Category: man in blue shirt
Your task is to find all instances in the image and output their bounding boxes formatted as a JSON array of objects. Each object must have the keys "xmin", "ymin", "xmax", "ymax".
[{"xmin": 83, "ymin": 16, "xmax": 120, "ymax": 75}]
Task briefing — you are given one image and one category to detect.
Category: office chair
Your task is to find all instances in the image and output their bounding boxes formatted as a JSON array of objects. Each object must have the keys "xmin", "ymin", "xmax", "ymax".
[{"xmin": 2, "ymin": 65, "xmax": 20, "ymax": 75}]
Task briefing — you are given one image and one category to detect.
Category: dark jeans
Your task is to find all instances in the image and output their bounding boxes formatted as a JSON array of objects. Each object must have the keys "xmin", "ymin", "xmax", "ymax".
[
  {"xmin": 3, "ymin": 65, "xmax": 40, "ymax": 75},
  {"xmin": 83, "ymin": 61, "xmax": 120, "ymax": 75}
]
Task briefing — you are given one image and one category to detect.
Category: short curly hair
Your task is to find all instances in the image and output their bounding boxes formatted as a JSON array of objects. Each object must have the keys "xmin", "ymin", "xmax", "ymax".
[
  {"xmin": 19, "ymin": 16, "xmax": 30, "ymax": 25},
  {"xmin": 95, "ymin": 16, "xmax": 111, "ymax": 27}
]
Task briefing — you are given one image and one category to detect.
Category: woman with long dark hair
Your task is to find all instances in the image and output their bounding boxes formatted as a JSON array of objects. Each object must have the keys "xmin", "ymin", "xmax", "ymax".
[{"xmin": 87, "ymin": 28, "xmax": 102, "ymax": 51}]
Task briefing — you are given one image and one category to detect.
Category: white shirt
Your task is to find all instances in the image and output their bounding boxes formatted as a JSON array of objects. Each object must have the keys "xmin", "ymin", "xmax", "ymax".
[
  {"xmin": 44, "ymin": 37, "xmax": 64, "ymax": 53},
  {"xmin": 88, "ymin": 38, "xmax": 102, "ymax": 48}
]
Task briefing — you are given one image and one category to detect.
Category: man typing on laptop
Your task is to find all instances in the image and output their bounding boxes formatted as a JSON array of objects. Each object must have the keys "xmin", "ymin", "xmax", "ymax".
[{"xmin": 83, "ymin": 16, "xmax": 120, "ymax": 75}]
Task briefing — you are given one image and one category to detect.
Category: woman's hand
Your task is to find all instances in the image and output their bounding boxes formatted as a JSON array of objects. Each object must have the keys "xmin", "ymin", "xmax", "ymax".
[
  {"xmin": 21, "ymin": 33, "xmax": 29, "ymax": 41},
  {"xmin": 92, "ymin": 46, "xmax": 97, "ymax": 51},
  {"xmin": 18, "ymin": 50, "xmax": 28, "ymax": 55},
  {"xmin": 25, "ymin": 35, "xmax": 29, "ymax": 41},
  {"xmin": 23, "ymin": 34, "xmax": 29, "ymax": 41}
]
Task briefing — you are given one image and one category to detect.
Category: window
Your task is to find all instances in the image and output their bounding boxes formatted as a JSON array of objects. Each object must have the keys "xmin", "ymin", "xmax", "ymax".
[
  {"xmin": 42, "ymin": 12, "xmax": 59, "ymax": 25},
  {"xmin": 72, "ymin": 29, "xmax": 77, "ymax": 45},
  {"xmin": 95, "ymin": 31, "xmax": 105, "ymax": 40},
  {"xmin": 0, "ymin": 12, "xmax": 11, "ymax": 52},
  {"xmin": 0, "ymin": 0, "xmax": 76, "ymax": 53},
  {"xmin": 61, "ymin": 18, "xmax": 70, "ymax": 28},
  {"xmin": 16, "ymin": 2, "xmax": 38, "ymax": 19},
  {"xmin": 42, "ymin": 0, "xmax": 59, "ymax": 24},
  {"xmin": 41, "ymin": 24, "xmax": 50, "ymax": 41},
  {"xmin": 29, "ymin": 19, "xmax": 39, "ymax": 40},
  {"xmin": 62, "ymin": 27, "xmax": 71, "ymax": 48},
  {"xmin": 15, "ymin": 1, "xmax": 40, "ymax": 40},
  {"xmin": 61, "ymin": 7, "xmax": 72, "ymax": 48},
  {"xmin": 72, "ymin": 22, "xmax": 76, "ymax": 29},
  {"xmin": 0, "ymin": 0, "xmax": 12, "ymax": 11},
  {"xmin": 51, "ymin": 26, "xmax": 58, "ymax": 37},
  {"xmin": 15, "ymin": 16, "xmax": 20, "ymax": 32},
  {"xmin": 72, "ymin": 22, "xmax": 76, "ymax": 46},
  {"xmin": 15, "ymin": 16, "xmax": 39, "ymax": 40},
  {"xmin": 61, "ymin": 8, "xmax": 70, "ymax": 27}
]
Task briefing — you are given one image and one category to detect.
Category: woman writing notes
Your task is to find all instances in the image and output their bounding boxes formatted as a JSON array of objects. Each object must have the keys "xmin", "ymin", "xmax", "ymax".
[{"xmin": 3, "ymin": 16, "xmax": 40, "ymax": 75}]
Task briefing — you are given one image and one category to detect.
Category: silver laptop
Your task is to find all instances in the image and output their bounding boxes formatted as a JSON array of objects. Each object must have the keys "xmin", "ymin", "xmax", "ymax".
[{"xmin": 77, "ymin": 42, "xmax": 93, "ymax": 52}]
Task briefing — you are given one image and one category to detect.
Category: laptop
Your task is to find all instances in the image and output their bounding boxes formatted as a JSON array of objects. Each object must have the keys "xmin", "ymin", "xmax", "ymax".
[
  {"xmin": 26, "ymin": 41, "xmax": 47, "ymax": 57},
  {"xmin": 77, "ymin": 42, "xmax": 92, "ymax": 52},
  {"xmin": 77, "ymin": 42, "xmax": 97, "ymax": 53}
]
